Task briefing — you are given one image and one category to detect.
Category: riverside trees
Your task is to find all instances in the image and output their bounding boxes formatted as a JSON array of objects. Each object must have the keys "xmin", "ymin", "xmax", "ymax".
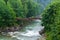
[
  {"xmin": 42, "ymin": 1, "xmax": 60, "ymax": 40},
  {"xmin": 0, "ymin": 0, "xmax": 16, "ymax": 27},
  {"xmin": 0, "ymin": 0, "xmax": 40, "ymax": 28}
]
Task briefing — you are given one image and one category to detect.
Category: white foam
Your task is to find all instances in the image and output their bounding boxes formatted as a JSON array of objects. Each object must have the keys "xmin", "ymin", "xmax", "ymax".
[{"xmin": 21, "ymin": 31, "xmax": 40, "ymax": 37}]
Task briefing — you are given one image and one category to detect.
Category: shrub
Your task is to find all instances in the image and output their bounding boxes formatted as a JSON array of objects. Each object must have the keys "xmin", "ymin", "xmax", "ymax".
[{"xmin": 42, "ymin": 2, "xmax": 60, "ymax": 40}]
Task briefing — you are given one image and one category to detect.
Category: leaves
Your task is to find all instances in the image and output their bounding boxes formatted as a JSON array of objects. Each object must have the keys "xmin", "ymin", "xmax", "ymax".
[
  {"xmin": 42, "ymin": 2, "xmax": 60, "ymax": 40},
  {"xmin": 0, "ymin": 0, "xmax": 40, "ymax": 27}
]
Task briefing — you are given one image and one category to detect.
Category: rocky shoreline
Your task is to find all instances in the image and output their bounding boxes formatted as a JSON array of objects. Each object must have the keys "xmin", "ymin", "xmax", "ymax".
[
  {"xmin": 0, "ymin": 25, "xmax": 23, "ymax": 33},
  {"xmin": 0, "ymin": 21, "xmax": 32, "ymax": 35}
]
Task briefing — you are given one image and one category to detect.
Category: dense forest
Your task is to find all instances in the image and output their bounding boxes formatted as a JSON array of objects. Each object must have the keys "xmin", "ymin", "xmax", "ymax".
[
  {"xmin": 0, "ymin": 0, "xmax": 40, "ymax": 28},
  {"xmin": 42, "ymin": 0, "xmax": 60, "ymax": 40}
]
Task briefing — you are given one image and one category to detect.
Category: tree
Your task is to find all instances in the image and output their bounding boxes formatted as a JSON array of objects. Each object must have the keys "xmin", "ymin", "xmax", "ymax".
[
  {"xmin": 26, "ymin": 0, "xmax": 40, "ymax": 18},
  {"xmin": 0, "ymin": 0, "xmax": 41, "ymax": 28},
  {"xmin": 21, "ymin": 0, "xmax": 28, "ymax": 18},
  {"xmin": 42, "ymin": 2, "xmax": 60, "ymax": 40},
  {"xmin": 4, "ymin": 0, "xmax": 8, "ymax": 4},
  {"xmin": 0, "ymin": 0, "xmax": 16, "ymax": 28},
  {"xmin": 8, "ymin": 0, "xmax": 24, "ymax": 18}
]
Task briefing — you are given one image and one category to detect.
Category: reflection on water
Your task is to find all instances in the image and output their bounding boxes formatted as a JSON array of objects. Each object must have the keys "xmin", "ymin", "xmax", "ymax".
[{"xmin": 0, "ymin": 20, "xmax": 44, "ymax": 40}]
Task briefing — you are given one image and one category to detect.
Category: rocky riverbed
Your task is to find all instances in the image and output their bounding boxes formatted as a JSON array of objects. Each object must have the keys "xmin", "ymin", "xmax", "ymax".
[{"xmin": 0, "ymin": 20, "xmax": 45, "ymax": 40}]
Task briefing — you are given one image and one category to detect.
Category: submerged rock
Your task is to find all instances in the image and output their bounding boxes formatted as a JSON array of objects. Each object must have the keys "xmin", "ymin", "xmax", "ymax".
[{"xmin": 39, "ymin": 28, "xmax": 45, "ymax": 35}]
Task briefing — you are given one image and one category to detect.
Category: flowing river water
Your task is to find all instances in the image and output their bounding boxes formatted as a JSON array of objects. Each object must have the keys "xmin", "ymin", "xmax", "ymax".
[{"xmin": 0, "ymin": 20, "xmax": 44, "ymax": 40}]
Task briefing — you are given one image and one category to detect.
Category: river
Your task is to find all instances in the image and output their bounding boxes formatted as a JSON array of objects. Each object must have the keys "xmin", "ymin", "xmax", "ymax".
[{"xmin": 0, "ymin": 20, "xmax": 44, "ymax": 40}]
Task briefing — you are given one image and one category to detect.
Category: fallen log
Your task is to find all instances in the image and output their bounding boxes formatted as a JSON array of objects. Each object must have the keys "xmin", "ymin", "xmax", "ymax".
[{"xmin": 16, "ymin": 17, "xmax": 41, "ymax": 21}]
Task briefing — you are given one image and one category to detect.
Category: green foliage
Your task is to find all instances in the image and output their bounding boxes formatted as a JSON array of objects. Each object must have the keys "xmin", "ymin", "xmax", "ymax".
[
  {"xmin": 42, "ymin": 2, "xmax": 60, "ymax": 40},
  {"xmin": 21, "ymin": 0, "xmax": 28, "ymax": 18},
  {"xmin": 8, "ymin": 0, "xmax": 40, "ymax": 18},
  {"xmin": 0, "ymin": 0, "xmax": 40, "ymax": 27},
  {"xmin": 4, "ymin": 0, "xmax": 8, "ymax": 4},
  {"xmin": 0, "ymin": 0, "xmax": 16, "ymax": 27},
  {"xmin": 26, "ymin": 0, "xmax": 40, "ymax": 18},
  {"xmin": 8, "ymin": 0, "xmax": 24, "ymax": 18}
]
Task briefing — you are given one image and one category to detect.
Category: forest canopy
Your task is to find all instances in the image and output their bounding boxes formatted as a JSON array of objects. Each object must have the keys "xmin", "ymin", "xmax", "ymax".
[{"xmin": 0, "ymin": 0, "xmax": 40, "ymax": 27}]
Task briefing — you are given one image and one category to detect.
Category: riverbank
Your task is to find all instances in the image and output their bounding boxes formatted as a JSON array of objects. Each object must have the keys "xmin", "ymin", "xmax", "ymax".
[{"xmin": 0, "ymin": 20, "xmax": 33, "ymax": 35}]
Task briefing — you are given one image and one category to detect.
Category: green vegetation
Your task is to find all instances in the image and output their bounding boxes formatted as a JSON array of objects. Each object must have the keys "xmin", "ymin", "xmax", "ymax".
[
  {"xmin": 0, "ymin": 0, "xmax": 40, "ymax": 28},
  {"xmin": 42, "ymin": 1, "xmax": 60, "ymax": 40},
  {"xmin": 0, "ymin": 0, "xmax": 16, "ymax": 27},
  {"xmin": 0, "ymin": 0, "xmax": 60, "ymax": 40}
]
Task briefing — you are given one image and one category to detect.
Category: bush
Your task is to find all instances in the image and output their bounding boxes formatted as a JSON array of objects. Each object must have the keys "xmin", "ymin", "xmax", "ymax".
[{"xmin": 42, "ymin": 2, "xmax": 60, "ymax": 40}]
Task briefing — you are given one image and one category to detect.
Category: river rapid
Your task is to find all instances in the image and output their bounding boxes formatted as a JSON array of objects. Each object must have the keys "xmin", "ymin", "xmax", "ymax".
[{"xmin": 0, "ymin": 20, "xmax": 44, "ymax": 40}]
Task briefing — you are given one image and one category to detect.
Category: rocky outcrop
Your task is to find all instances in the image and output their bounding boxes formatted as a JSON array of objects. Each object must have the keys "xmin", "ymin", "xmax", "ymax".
[{"xmin": 39, "ymin": 28, "xmax": 45, "ymax": 35}]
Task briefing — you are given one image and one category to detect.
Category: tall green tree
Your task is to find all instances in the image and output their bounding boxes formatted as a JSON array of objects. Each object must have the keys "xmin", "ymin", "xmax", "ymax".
[
  {"xmin": 4, "ymin": 0, "xmax": 8, "ymax": 4},
  {"xmin": 0, "ymin": 0, "xmax": 16, "ymax": 27},
  {"xmin": 21, "ymin": 0, "xmax": 28, "ymax": 18},
  {"xmin": 8, "ymin": 0, "xmax": 24, "ymax": 18},
  {"xmin": 26, "ymin": 0, "xmax": 40, "ymax": 18}
]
